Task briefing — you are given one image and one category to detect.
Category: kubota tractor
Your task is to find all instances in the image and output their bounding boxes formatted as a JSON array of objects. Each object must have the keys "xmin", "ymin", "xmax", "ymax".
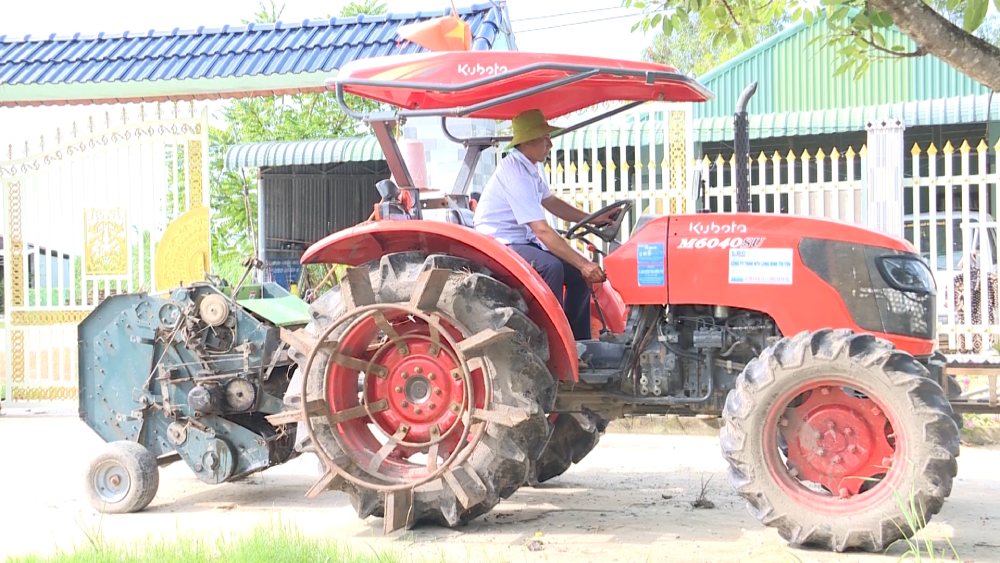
[{"xmin": 79, "ymin": 52, "xmax": 959, "ymax": 553}]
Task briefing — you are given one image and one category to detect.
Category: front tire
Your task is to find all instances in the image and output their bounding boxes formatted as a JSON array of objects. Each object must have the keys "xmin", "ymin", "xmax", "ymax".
[{"xmin": 721, "ymin": 329, "xmax": 959, "ymax": 552}]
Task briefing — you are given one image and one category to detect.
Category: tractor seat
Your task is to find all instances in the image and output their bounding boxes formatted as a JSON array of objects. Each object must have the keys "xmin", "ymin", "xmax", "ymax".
[{"xmin": 446, "ymin": 208, "xmax": 476, "ymax": 227}]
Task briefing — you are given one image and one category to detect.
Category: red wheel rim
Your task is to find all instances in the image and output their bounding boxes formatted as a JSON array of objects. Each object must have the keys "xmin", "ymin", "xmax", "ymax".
[
  {"xmin": 323, "ymin": 306, "xmax": 487, "ymax": 483},
  {"xmin": 762, "ymin": 377, "xmax": 907, "ymax": 513}
]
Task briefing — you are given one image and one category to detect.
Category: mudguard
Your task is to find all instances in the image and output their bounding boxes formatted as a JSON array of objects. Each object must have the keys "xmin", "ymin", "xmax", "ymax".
[{"xmin": 302, "ymin": 221, "xmax": 579, "ymax": 382}]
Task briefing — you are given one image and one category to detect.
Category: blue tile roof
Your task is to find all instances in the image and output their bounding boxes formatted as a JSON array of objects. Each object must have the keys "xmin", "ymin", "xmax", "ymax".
[{"xmin": 0, "ymin": 3, "xmax": 507, "ymax": 87}]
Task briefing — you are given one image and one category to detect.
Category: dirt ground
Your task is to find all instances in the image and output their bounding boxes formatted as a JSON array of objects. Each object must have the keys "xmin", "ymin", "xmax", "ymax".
[{"xmin": 1, "ymin": 409, "xmax": 998, "ymax": 562}]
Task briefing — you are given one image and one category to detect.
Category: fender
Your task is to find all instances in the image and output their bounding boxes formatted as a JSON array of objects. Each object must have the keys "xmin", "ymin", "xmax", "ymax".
[{"xmin": 302, "ymin": 221, "xmax": 579, "ymax": 382}]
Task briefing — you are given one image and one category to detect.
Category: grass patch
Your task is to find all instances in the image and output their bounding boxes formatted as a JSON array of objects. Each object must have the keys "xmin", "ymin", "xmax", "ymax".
[{"xmin": 8, "ymin": 523, "xmax": 400, "ymax": 563}]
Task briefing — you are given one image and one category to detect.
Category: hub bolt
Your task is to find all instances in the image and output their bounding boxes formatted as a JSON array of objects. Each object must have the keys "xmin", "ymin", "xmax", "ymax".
[
  {"xmin": 430, "ymin": 403, "xmax": 436, "ymax": 410},
  {"xmin": 428, "ymin": 373, "xmax": 436, "ymax": 381},
  {"xmin": 826, "ymin": 420, "xmax": 836, "ymax": 430},
  {"xmin": 848, "ymin": 444, "xmax": 859, "ymax": 454},
  {"xmin": 815, "ymin": 448, "xmax": 826, "ymax": 457},
  {"xmin": 843, "ymin": 427, "xmax": 854, "ymax": 437},
  {"xmin": 434, "ymin": 388, "xmax": 443, "ymax": 396},
  {"xmin": 415, "ymin": 408, "xmax": 423, "ymax": 415},
  {"xmin": 109, "ymin": 475, "xmax": 121, "ymax": 487},
  {"xmin": 820, "ymin": 387, "xmax": 831, "ymax": 395},
  {"xmin": 831, "ymin": 455, "xmax": 843, "ymax": 465},
  {"xmin": 394, "ymin": 386, "xmax": 403, "ymax": 393},
  {"xmin": 401, "ymin": 372, "xmax": 409, "ymax": 379},
  {"xmin": 401, "ymin": 400, "xmax": 409, "ymax": 408},
  {"xmin": 415, "ymin": 366, "xmax": 423, "ymax": 375},
  {"xmin": 871, "ymin": 406, "xmax": 882, "ymax": 416}
]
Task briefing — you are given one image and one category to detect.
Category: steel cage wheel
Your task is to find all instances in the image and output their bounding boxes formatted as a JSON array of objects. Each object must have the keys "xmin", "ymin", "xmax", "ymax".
[
  {"xmin": 289, "ymin": 252, "xmax": 555, "ymax": 531},
  {"xmin": 721, "ymin": 329, "xmax": 959, "ymax": 552}
]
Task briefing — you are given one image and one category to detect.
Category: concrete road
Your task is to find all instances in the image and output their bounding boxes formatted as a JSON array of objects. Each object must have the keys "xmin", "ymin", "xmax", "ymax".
[{"xmin": 1, "ymin": 410, "xmax": 998, "ymax": 562}]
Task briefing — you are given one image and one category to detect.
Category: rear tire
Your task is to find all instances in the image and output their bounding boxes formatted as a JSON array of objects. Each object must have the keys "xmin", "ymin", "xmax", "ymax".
[
  {"xmin": 295, "ymin": 252, "xmax": 554, "ymax": 529},
  {"xmin": 530, "ymin": 412, "xmax": 606, "ymax": 484},
  {"xmin": 721, "ymin": 329, "xmax": 959, "ymax": 552}
]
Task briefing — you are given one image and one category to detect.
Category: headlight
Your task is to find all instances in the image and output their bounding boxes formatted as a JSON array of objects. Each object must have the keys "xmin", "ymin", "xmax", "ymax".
[{"xmin": 876, "ymin": 256, "xmax": 936, "ymax": 295}]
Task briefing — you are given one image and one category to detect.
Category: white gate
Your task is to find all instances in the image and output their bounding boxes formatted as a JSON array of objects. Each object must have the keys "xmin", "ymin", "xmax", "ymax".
[{"xmin": 0, "ymin": 103, "xmax": 210, "ymax": 403}]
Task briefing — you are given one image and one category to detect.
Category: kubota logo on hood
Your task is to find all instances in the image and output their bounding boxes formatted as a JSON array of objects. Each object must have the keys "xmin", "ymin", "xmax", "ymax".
[
  {"xmin": 457, "ymin": 63, "xmax": 509, "ymax": 77},
  {"xmin": 688, "ymin": 220, "xmax": 748, "ymax": 235}
]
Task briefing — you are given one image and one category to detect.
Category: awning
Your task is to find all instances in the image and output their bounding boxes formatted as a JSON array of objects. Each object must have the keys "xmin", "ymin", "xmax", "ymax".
[{"xmin": 224, "ymin": 137, "xmax": 384, "ymax": 169}]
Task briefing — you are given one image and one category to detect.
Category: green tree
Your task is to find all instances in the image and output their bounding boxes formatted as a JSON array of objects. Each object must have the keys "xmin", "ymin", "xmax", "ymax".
[
  {"xmin": 643, "ymin": 14, "xmax": 785, "ymax": 75},
  {"xmin": 625, "ymin": 0, "xmax": 1000, "ymax": 89},
  {"xmin": 209, "ymin": 1, "xmax": 386, "ymax": 282}
]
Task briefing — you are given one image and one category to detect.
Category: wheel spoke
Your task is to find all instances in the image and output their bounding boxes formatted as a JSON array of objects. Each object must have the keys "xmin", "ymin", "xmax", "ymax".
[
  {"xmin": 372, "ymin": 311, "xmax": 408, "ymax": 356},
  {"xmin": 368, "ymin": 426, "xmax": 409, "ymax": 474},
  {"xmin": 472, "ymin": 405, "xmax": 532, "ymax": 427},
  {"xmin": 329, "ymin": 398, "xmax": 389, "ymax": 425},
  {"xmin": 426, "ymin": 426, "xmax": 441, "ymax": 472},
  {"xmin": 305, "ymin": 468, "xmax": 341, "ymax": 499},
  {"xmin": 329, "ymin": 346, "xmax": 388, "ymax": 378}
]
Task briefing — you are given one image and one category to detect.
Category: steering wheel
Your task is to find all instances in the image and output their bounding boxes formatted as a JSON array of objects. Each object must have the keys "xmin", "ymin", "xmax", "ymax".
[{"xmin": 565, "ymin": 200, "xmax": 634, "ymax": 243}]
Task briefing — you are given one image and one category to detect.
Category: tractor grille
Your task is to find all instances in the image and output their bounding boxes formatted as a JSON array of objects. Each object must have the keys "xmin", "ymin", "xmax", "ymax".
[{"xmin": 799, "ymin": 238, "xmax": 936, "ymax": 340}]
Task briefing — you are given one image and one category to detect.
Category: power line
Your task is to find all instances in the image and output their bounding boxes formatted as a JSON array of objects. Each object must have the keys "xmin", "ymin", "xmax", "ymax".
[
  {"xmin": 511, "ymin": 6, "xmax": 627, "ymax": 23},
  {"xmin": 516, "ymin": 13, "xmax": 638, "ymax": 34}
]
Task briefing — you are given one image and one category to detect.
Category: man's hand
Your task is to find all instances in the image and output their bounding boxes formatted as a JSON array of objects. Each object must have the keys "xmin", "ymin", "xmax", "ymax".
[
  {"xmin": 591, "ymin": 207, "xmax": 621, "ymax": 227},
  {"xmin": 579, "ymin": 261, "xmax": 606, "ymax": 284}
]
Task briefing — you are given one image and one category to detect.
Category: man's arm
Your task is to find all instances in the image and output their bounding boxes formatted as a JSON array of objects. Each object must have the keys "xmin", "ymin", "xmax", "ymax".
[{"xmin": 526, "ymin": 220, "xmax": 606, "ymax": 283}]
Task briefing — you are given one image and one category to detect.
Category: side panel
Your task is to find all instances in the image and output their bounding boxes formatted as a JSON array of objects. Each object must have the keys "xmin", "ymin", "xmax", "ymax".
[
  {"xmin": 664, "ymin": 214, "xmax": 932, "ymax": 357},
  {"xmin": 302, "ymin": 221, "xmax": 578, "ymax": 382}
]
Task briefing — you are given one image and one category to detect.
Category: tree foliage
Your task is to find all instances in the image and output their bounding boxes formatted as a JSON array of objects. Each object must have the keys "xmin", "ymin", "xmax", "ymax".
[
  {"xmin": 209, "ymin": 1, "xmax": 385, "ymax": 282},
  {"xmin": 643, "ymin": 13, "xmax": 784, "ymax": 75},
  {"xmin": 625, "ymin": 0, "xmax": 1000, "ymax": 89}
]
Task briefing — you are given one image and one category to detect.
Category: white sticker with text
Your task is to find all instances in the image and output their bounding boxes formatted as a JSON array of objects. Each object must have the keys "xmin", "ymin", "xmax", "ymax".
[{"xmin": 729, "ymin": 248, "xmax": 793, "ymax": 285}]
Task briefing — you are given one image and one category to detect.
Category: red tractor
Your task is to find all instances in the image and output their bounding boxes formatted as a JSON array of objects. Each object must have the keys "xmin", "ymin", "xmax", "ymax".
[{"xmin": 278, "ymin": 51, "xmax": 958, "ymax": 552}]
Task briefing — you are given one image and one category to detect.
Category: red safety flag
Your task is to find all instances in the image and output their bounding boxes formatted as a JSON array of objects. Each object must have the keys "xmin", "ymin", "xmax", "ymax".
[{"xmin": 397, "ymin": 3, "xmax": 471, "ymax": 51}]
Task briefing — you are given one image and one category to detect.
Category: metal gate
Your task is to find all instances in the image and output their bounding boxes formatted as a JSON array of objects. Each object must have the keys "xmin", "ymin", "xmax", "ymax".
[{"xmin": 0, "ymin": 103, "xmax": 209, "ymax": 403}]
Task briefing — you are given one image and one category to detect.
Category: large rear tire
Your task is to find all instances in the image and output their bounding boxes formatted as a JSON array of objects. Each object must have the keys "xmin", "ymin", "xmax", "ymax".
[
  {"xmin": 530, "ymin": 412, "xmax": 606, "ymax": 484},
  {"xmin": 721, "ymin": 329, "xmax": 959, "ymax": 552},
  {"xmin": 291, "ymin": 252, "xmax": 554, "ymax": 530}
]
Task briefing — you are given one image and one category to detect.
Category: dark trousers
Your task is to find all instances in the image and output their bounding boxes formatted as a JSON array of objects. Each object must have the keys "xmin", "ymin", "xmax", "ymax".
[{"xmin": 510, "ymin": 243, "xmax": 592, "ymax": 340}]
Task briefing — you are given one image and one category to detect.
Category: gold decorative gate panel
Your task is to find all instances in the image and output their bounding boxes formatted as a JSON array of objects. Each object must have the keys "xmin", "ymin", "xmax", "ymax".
[{"xmin": 0, "ymin": 103, "xmax": 210, "ymax": 403}]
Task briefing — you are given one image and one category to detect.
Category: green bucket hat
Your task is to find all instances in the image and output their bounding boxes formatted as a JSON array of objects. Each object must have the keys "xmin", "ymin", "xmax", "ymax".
[{"xmin": 505, "ymin": 109, "xmax": 560, "ymax": 151}]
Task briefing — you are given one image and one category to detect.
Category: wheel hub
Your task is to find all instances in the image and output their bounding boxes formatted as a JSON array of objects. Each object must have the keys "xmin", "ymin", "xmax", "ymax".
[
  {"xmin": 368, "ymin": 338, "xmax": 464, "ymax": 442},
  {"xmin": 781, "ymin": 386, "xmax": 896, "ymax": 497}
]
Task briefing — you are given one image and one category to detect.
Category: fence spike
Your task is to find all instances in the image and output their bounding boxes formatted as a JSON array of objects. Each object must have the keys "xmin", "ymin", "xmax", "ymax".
[
  {"xmin": 786, "ymin": 149, "xmax": 796, "ymax": 161},
  {"xmin": 595, "ymin": 161, "xmax": 603, "ymax": 172},
  {"xmin": 701, "ymin": 155, "xmax": 711, "ymax": 167},
  {"xmin": 910, "ymin": 142, "xmax": 922, "ymax": 156},
  {"xmin": 569, "ymin": 162, "xmax": 577, "ymax": 174},
  {"xmin": 801, "ymin": 148, "xmax": 811, "ymax": 161},
  {"xmin": 608, "ymin": 161, "xmax": 616, "ymax": 172},
  {"xmin": 715, "ymin": 154, "xmax": 726, "ymax": 167},
  {"xmin": 581, "ymin": 161, "xmax": 590, "ymax": 173},
  {"xmin": 977, "ymin": 139, "xmax": 989, "ymax": 153},
  {"xmin": 815, "ymin": 147, "xmax": 826, "ymax": 160},
  {"xmin": 858, "ymin": 145, "xmax": 867, "ymax": 158},
  {"xmin": 557, "ymin": 163, "xmax": 564, "ymax": 174},
  {"xmin": 771, "ymin": 150, "xmax": 782, "ymax": 163},
  {"xmin": 757, "ymin": 151, "xmax": 767, "ymax": 164},
  {"xmin": 830, "ymin": 147, "xmax": 840, "ymax": 159},
  {"xmin": 622, "ymin": 162, "xmax": 630, "ymax": 172},
  {"xmin": 845, "ymin": 146, "xmax": 855, "ymax": 159},
  {"xmin": 959, "ymin": 139, "xmax": 971, "ymax": 154},
  {"xmin": 926, "ymin": 142, "xmax": 938, "ymax": 155},
  {"xmin": 942, "ymin": 140, "xmax": 954, "ymax": 154}
]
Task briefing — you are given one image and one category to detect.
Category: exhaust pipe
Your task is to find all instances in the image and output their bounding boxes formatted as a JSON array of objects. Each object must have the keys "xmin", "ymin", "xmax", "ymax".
[{"xmin": 734, "ymin": 82, "xmax": 758, "ymax": 213}]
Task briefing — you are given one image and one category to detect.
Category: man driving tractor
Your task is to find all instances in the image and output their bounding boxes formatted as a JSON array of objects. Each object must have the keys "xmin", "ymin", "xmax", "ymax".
[{"xmin": 473, "ymin": 109, "xmax": 616, "ymax": 340}]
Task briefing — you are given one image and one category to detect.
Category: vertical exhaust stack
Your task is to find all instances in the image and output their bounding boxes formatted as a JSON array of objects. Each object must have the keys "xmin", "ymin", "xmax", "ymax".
[{"xmin": 734, "ymin": 82, "xmax": 758, "ymax": 213}]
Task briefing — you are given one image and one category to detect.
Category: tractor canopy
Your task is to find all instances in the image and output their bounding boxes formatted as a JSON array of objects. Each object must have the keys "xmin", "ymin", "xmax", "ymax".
[{"xmin": 328, "ymin": 51, "xmax": 713, "ymax": 119}]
